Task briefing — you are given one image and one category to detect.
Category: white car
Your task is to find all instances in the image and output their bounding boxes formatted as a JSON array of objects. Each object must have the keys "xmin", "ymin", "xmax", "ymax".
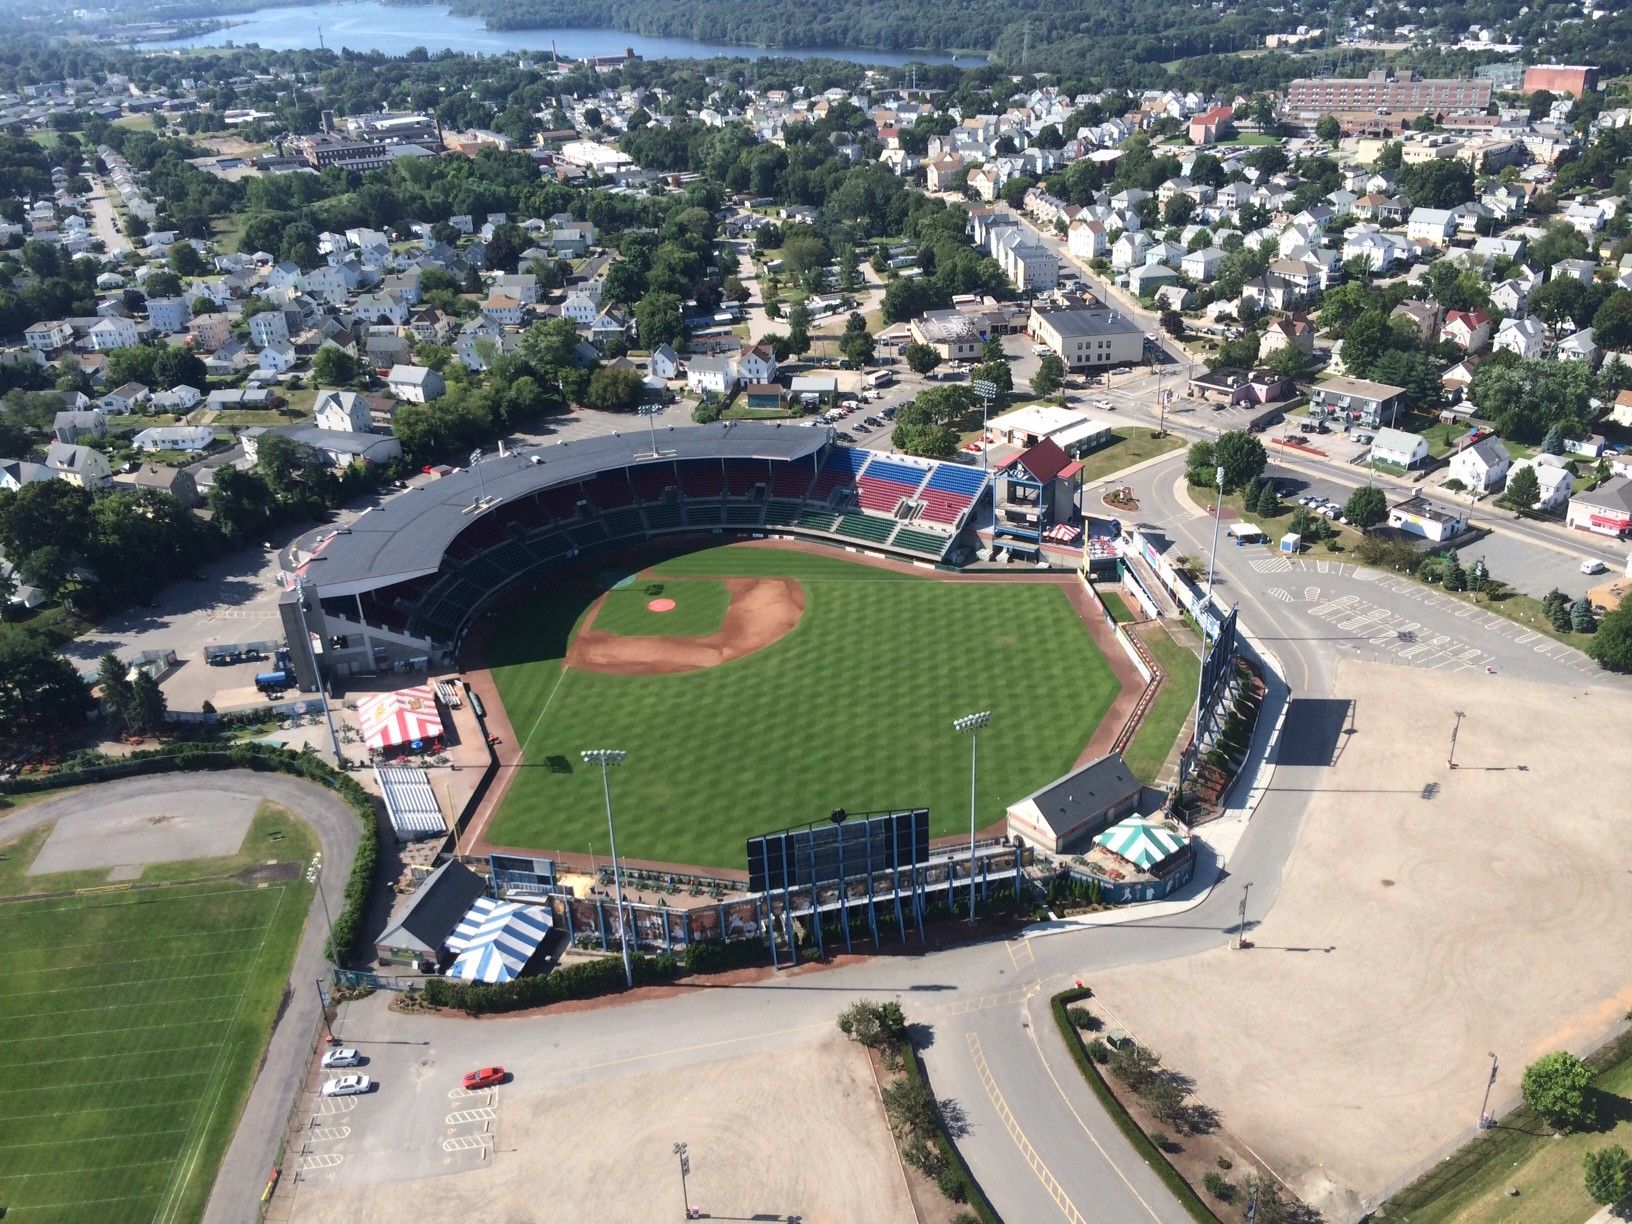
[
  {"xmin": 1032, "ymin": 344, "xmax": 1052, "ymax": 356},
  {"xmin": 321, "ymin": 1074, "xmax": 372, "ymax": 1097},
  {"xmin": 1581, "ymin": 558, "xmax": 1608, "ymax": 575},
  {"xmin": 321, "ymin": 1047, "xmax": 362, "ymax": 1069}
]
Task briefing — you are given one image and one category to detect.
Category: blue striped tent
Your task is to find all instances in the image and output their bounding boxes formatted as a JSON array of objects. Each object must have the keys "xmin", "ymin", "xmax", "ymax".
[{"xmin": 444, "ymin": 897, "xmax": 554, "ymax": 983}]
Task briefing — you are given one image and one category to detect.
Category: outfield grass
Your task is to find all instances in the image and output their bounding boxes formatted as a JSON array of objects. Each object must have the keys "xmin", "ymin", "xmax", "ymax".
[
  {"xmin": 593, "ymin": 579, "xmax": 730, "ymax": 638},
  {"xmin": 0, "ymin": 804, "xmax": 314, "ymax": 1223},
  {"xmin": 487, "ymin": 546, "xmax": 1120, "ymax": 866},
  {"xmin": 1098, "ymin": 588, "xmax": 1135, "ymax": 624}
]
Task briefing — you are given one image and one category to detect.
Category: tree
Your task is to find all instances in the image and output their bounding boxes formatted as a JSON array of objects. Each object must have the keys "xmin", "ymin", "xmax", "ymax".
[
  {"xmin": 1254, "ymin": 480, "xmax": 1280, "ymax": 517},
  {"xmin": 97, "ymin": 653, "xmax": 134, "ymax": 730},
  {"xmin": 973, "ymin": 360, "xmax": 1012, "ymax": 394},
  {"xmin": 1443, "ymin": 554, "xmax": 1468, "ymax": 591},
  {"xmin": 1504, "ymin": 465, "xmax": 1541, "ymax": 510},
  {"xmin": 585, "ymin": 366, "xmax": 645, "ymax": 413},
  {"xmin": 128, "ymin": 669, "xmax": 167, "ymax": 736},
  {"xmin": 1545, "ymin": 588, "xmax": 1575, "ymax": 633},
  {"xmin": 836, "ymin": 999, "xmax": 907, "ymax": 1048},
  {"xmin": 891, "ymin": 421, "xmax": 957, "ymax": 458},
  {"xmin": 1571, "ymin": 598, "xmax": 1597, "ymax": 634},
  {"xmin": 1159, "ymin": 310, "xmax": 1184, "ymax": 338},
  {"xmin": 1315, "ymin": 115, "xmax": 1342, "ymax": 143},
  {"xmin": 1591, "ymin": 290, "xmax": 1632, "ymax": 351},
  {"xmin": 152, "ymin": 345, "xmax": 205, "ymax": 391},
  {"xmin": 1522, "ymin": 1051, "xmax": 1595, "ymax": 1132},
  {"xmin": 168, "ymin": 242, "xmax": 207, "ymax": 277},
  {"xmin": 1032, "ymin": 353, "xmax": 1065, "ymax": 397},
  {"xmin": 311, "ymin": 346, "xmax": 357, "ymax": 385},
  {"xmin": 1592, "ymin": 603, "xmax": 1632, "ymax": 672},
  {"xmin": 1213, "ymin": 430, "xmax": 1267, "ymax": 494},
  {"xmin": 905, "ymin": 342, "xmax": 942, "ymax": 377},
  {"xmin": 980, "ymin": 336, "xmax": 1005, "ymax": 363},
  {"xmin": 1344, "ymin": 485, "xmax": 1388, "ymax": 530},
  {"xmin": 1584, "ymin": 1145, "xmax": 1632, "ymax": 1206},
  {"xmin": 0, "ymin": 632, "xmax": 88, "ymax": 747},
  {"xmin": 1541, "ymin": 424, "xmax": 1566, "ymax": 455},
  {"xmin": 784, "ymin": 302, "xmax": 812, "ymax": 359},
  {"xmin": 840, "ymin": 329, "xmax": 875, "ymax": 367},
  {"xmin": 634, "ymin": 292, "xmax": 684, "ymax": 350}
]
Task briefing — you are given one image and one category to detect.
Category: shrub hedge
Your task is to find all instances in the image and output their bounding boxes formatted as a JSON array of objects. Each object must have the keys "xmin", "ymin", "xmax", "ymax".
[
  {"xmin": 1049, "ymin": 988, "xmax": 1215, "ymax": 1222},
  {"xmin": 683, "ymin": 937, "xmax": 768, "ymax": 974},
  {"xmin": 0, "ymin": 742, "xmax": 381, "ymax": 968},
  {"xmin": 422, "ymin": 953, "xmax": 679, "ymax": 1014}
]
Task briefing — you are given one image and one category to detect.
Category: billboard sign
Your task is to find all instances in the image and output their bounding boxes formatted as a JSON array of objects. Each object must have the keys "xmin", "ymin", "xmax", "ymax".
[{"xmin": 747, "ymin": 809, "xmax": 929, "ymax": 895}]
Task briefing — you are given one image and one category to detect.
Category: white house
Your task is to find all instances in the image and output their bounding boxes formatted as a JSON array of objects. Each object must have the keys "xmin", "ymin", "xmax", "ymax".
[
  {"xmin": 1111, "ymin": 231, "xmax": 1150, "ymax": 272},
  {"xmin": 1566, "ymin": 477, "xmax": 1632, "ymax": 537},
  {"xmin": 1448, "ymin": 435, "xmax": 1511, "ymax": 492},
  {"xmin": 25, "ymin": 319, "xmax": 74, "ymax": 352},
  {"xmin": 481, "ymin": 293, "xmax": 526, "ymax": 326},
  {"xmin": 735, "ymin": 344, "xmax": 777, "ymax": 385},
  {"xmin": 1388, "ymin": 495, "xmax": 1468, "ymax": 542},
  {"xmin": 132, "ymin": 425, "xmax": 215, "ymax": 453},
  {"xmin": 1406, "ymin": 208, "xmax": 1458, "ymax": 246},
  {"xmin": 150, "ymin": 384, "xmax": 202, "ymax": 413},
  {"xmin": 101, "ymin": 382, "xmax": 150, "ymax": 414},
  {"xmin": 145, "ymin": 296, "xmax": 192, "ymax": 335},
  {"xmin": 649, "ymin": 343, "xmax": 681, "ymax": 380},
  {"xmin": 257, "ymin": 342, "xmax": 296, "ymax": 374},
  {"xmin": 1067, "ymin": 219, "xmax": 1107, "ymax": 260},
  {"xmin": 314, "ymin": 389, "xmax": 374, "ymax": 433},
  {"xmin": 86, "ymin": 316, "xmax": 139, "ymax": 351},
  {"xmin": 1493, "ymin": 317, "xmax": 1545, "ymax": 360},
  {"xmin": 1181, "ymin": 246, "xmax": 1225, "ymax": 282},
  {"xmin": 387, "ymin": 364, "xmax": 445, "ymax": 402},
  {"xmin": 561, "ymin": 291, "xmax": 599, "ymax": 325},
  {"xmin": 1554, "ymin": 328, "xmax": 1600, "ymax": 365},
  {"xmin": 1371, "ymin": 427, "xmax": 1430, "ymax": 469},
  {"xmin": 1442, "ymin": 309, "xmax": 1492, "ymax": 353},
  {"xmin": 249, "ymin": 311, "xmax": 290, "ymax": 348},
  {"xmin": 686, "ymin": 354, "xmax": 734, "ymax": 395},
  {"xmin": 1505, "ymin": 457, "xmax": 1573, "ymax": 511}
]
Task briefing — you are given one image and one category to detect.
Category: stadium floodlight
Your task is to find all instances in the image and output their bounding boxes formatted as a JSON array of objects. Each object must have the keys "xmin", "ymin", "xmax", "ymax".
[
  {"xmin": 581, "ymin": 749, "xmax": 633, "ymax": 988},
  {"xmin": 953, "ymin": 712, "xmax": 992, "ymax": 924},
  {"xmin": 970, "ymin": 380, "xmax": 997, "ymax": 471},
  {"xmin": 1192, "ymin": 465, "xmax": 1226, "ymax": 776}
]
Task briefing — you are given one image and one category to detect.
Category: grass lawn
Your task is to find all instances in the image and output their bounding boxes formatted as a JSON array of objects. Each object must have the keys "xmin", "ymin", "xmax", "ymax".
[
  {"xmin": 1124, "ymin": 623, "xmax": 1200, "ymax": 783},
  {"xmin": 722, "ymin": 403, "xmax": 801, "ymax": 421},
  {"xmin": 1388, "ymin": 1033, "xmax": 1632, "ymax": 1223},
  {"xmin": 592, "ymin": 579, "xmax": 731, "ymax": 638},
  {"xmin": 0, "ymin": 803, "xmax": 314, "ymax": 1223},
  {"xmin": 1075, "ymin": 428, "xmax": 1186, "ymax": 487},
  {"xmin": 485, "ymin": 546, "xmax": 1120, "ymax": 866},
  {"xmin": 1098, "ymin": 588, "xmax": 1135, "ymax": 624}
]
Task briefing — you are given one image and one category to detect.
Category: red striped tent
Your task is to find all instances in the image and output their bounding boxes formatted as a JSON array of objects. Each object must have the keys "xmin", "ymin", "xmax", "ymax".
[{"xmin": 359, "ymin": 686, "xmax": 444, "ymax": 752}]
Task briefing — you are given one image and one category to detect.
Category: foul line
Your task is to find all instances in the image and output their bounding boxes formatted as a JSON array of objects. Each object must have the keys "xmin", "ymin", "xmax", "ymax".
[{"xmin": 516, "ymin": 663, "xmax": 573, "ymax": 756}]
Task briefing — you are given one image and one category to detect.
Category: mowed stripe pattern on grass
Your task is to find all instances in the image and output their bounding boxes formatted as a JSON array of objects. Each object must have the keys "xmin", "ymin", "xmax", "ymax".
[
  {"xmin": 0, "ymin": 881, "xmax": 308, "ymax": 1223},
  {"xmin": 592, "ymin": 579, "xmax": 731, "ymax": 638},
  {"xmin": 487, "ymin": 548, "xmax": 1119, "ymax": 868}
]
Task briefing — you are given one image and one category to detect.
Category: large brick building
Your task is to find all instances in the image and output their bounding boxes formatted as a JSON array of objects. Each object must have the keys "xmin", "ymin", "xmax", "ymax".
[
  {"xmin": 1522, "ymin": 65, "xmax": 1600, "ymax": 98},
  {"xmin": 1287, "ymin": 70, "xmax": 1490, "ymax": 117}
]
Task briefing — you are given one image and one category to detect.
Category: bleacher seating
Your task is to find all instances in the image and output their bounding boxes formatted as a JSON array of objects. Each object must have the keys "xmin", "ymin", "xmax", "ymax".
[
  {"xmin": 919, "ymin": 463, "xmax": 989, "ymax": 526},
  {"xmin": 836, "ymin": 514, "xmax": 896, "ymax": 545},
  {"xmin": 763, "ymin": 499, "xmax": 803, "ymax": 526},
  {"xmin": 723, "ymin": 503, "xmax": 765, "ymax": 527},
  {"xmin": 568, "ymin": 521, "xmax": 610, "ymax": 549},
  {"xmin": 600, "ymin": 507, "xmax": 646, "ymax": 541},
  {"xmin": 770, "ymin": 463, "xmax": 816, "ymax": 500},
  {"xmin": 796, "ymin": 509, "xmax": 838, "ymax": 532},
  {"xmin": 581, "ymin": 470, "xmax": 634, "ymax": 510},
  {"xmin": 628, "ymin": 462, "xmax": 676, "ymax": 504},
  {"xmin": 854, "ymin": 455, "xmax": 927, "ymax": 515},
  {"xmin": 643, "ymin": 503, "xmax": 684, "ymax": 532},
  {"xmin": 806, "ymin": 448, "xmax": 869, "ymax": 506},
  {"xmin": 889, "ymin": 527, "xmax": 951, "ymax": 559},
  {"xmin": 685, "ymin": 504, "xmax": 725, "ymax": 528},
  {"xmin": 678, "ymin": 461, "xmax": 726, "ymax": 500},
  {"xmin": 538, "ymin": 483, "xmax": 585, "ymax": 523},
  {"xmin": 724, "ymin": 460, "xmax": 765, "ymax": 497}
]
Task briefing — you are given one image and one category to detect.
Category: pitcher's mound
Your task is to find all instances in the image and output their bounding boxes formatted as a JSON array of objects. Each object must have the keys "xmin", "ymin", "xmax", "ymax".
[{"xmin": 568, "ymin": 577, "xmax": 804, "ymax": 675}]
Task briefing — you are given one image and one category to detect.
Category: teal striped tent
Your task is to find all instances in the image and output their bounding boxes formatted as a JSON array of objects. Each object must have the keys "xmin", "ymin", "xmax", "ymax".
[{"xmin": 1093, "ymin": 817, "xmax": 1187, "ymax": 871}]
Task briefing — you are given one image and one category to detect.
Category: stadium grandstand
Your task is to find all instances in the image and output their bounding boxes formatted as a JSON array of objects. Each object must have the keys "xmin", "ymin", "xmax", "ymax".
[{"xmin": 277, "ymin": 422, "xmax": 992, "ymax": 687}]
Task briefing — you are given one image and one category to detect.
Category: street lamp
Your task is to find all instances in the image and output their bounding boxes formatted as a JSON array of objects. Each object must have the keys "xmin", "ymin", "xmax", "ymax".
[
  {"xmin": 292, "ymin": 576, "xmax": 344, "ymax": 767},
  {"xmin": 971, "ymin": 380, "xmax": 996, "ymax": 471},
  {"xmin": 306, "ymin": 852, "xmax": 336, "ymax": 963},
  {"xmin": 1192, "ymin": 465, "xmax": 1225, "ymax": 761},
  {"xmin": 673, "ymin": 1142, "xmax": 695, "ymax": 1219},
  {"xmin": 581, "ymin": 749, "xmax": 633, "ymax": 989},
  {"xmin": 953, "ymin": 712, "xmax": 991, "ymax": 924},
  {"xmin": 1479, "ymin": 1052, "xmax": 1499, "ymax": 1129}
]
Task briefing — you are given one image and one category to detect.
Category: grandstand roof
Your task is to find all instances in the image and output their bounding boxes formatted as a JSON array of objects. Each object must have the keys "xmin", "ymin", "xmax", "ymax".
[{"xmin": 288, "ymin": 422, "xmax": 829, "ymax": 596}]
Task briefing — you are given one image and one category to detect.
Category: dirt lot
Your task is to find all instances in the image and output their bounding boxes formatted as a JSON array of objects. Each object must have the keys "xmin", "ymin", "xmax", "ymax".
[
  {"xmin": 288, "ymin": 1032, "xmax": 912, "ymax": 1224},
  {"xmin": 565, "ymin": 575, "xmax": 805, "ymax": 675},
  {"xmin": 1090, "ymin": 661, "xmax": 1632, "ymax": 1222}
]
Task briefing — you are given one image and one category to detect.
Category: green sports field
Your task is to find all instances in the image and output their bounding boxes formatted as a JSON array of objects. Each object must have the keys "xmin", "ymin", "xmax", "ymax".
[
  {"xmin": 485, "ymin": 545, "xmax": 1121, "ymax": 868},
  {"xmin": 591, "ymin": 578, "xmax": 731, "ymax": 637},
  {"xmin": 0, "ymin": 809, "xmax": 313, "ymax": 1224}
]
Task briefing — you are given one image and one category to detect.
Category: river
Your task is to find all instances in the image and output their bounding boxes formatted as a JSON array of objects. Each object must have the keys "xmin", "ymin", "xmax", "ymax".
[{"xmin": 151, "ymin": 1, "xmax": 982, "ymax": 65}]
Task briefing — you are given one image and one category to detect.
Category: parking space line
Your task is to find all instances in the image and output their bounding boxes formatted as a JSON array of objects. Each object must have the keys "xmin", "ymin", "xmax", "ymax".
[
  {"xmin": 445, "ymin": 1107, "xmax": 496, "ymax": 1125},
  {"xmin": 307, "ymin": 1125, "xmax": 350, "ymax": 1144},
  {"xmin": 442, "ymin": 1134, "xmax": 492, "ymax": 1153},
  {"xmin": 300, "ymin": 1153, "xmax": 344, "ymax": 1172}
]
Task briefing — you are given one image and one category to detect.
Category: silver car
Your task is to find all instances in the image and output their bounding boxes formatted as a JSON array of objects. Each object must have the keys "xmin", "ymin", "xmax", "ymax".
[
  {"xmin": 321, "ymin": 1047, "xmax": 362, "ymax": 1069},
  {"xmin": 321, "ymin": 1074, "xmax": 372, "ymax": 1097}
]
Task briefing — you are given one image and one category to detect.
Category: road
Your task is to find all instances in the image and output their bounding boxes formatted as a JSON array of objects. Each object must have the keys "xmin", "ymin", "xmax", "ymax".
[{"xmin": 85, "ymin": 175, "xmax": 129, "ymax": 256}]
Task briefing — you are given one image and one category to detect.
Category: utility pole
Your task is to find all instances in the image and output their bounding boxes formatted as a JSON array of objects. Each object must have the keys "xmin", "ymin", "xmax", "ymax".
[
  {"xmin": 582, "ymin": 749, "xmax": 633, "ymax": 988},
  {"xmin": 293, "ymin": 576, "xmax": 344, "ymax": 767},
  {"xmin": 1190, "ymin": 465, "xmax": 1225, "ymax": 769},
  {"xmin": 954, "ymin": 712, "xmax": 991, "ymax": 924},
  {"xmin": 1448, "ymin": 710, "xmax": 1465, "ymax": 769},
  {"xmin": 1478, "ymin": 1052, "xmax": 1499, "ymax": 1129},
  {"xmin": 1233, "ymin": 881, "xmax": 1252, "ymax": 950}
]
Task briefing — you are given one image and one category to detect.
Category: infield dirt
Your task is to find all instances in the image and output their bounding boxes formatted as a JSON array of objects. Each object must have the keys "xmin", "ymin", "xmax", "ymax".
[{"xmin": 566, "ymin": 575, "xmax": 805, "ymax": 675}]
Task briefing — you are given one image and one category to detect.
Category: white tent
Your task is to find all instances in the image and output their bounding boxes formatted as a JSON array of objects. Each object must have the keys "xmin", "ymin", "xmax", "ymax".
[{"xmin": 444, "ymin": 898, "xmax": 553, "ymax": 984}]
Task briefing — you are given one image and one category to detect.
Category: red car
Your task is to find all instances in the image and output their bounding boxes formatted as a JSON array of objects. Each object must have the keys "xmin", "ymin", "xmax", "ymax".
[{"xmin": 463, "ymin": 1066, "xmax": 506, "ymax": 1089}]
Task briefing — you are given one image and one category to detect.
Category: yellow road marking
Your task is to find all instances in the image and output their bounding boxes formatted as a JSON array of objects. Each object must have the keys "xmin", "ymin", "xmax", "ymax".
[{"xmin": 966, "ymin": 1031, "xmax": 1088, "ymax": 1224}]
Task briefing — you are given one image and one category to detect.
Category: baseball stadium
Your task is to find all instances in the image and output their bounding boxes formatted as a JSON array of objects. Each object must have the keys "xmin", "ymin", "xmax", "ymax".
[{"xmin": 280, "ymin": 421, "xmax": 1137, "ymax": 871}]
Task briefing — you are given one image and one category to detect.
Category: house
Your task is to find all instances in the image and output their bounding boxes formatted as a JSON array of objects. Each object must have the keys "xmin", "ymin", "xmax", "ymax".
[
  {"xmin": 1067, "ymin": 219, "xmax": 1107, "ymax": 260},
  {"xmin": 1442, "ymin": 309, "xmax": 1492, "ymax": 353},
  {"xmin": 735, "ymin": 343, "xmax": 777, "ymax": 386},
  {"xmin": 150, "ymin": 384, "xmax": 202, "ymax": 413},
  {"xmin": 1493, "ymin": 317, "xmax": 1545, "ymax": 360},
  {"xmin": 1554, "ymin": 328, "xmax": 1600, "ymax": 366},
  {"xmin": 1505, "ymin": 457, "xmax": 1572, "ymax": 511},
  {"xmin": 686, "ymin": 354, "xmax": 735, "ymax": 396},
  {"xmin": 742, "ymin": 383, "xmax": 785, "ymax": 412},
  {"xmin": 1566, "ymin": 477, "xmax": 1632, "ymax": 537},
  {"xmin": 1406, "ymin": 208, "xmax": 1458, "ymax": 246},
  {"xmin": 375, "ymin": 860, "xmax": 488, "ymax": 965},
  {"xmin": 1371, "ymin": 427, "xmax": 1430, "ymax": 470},
  {"xmin": 1391, "ymin": 300, "xmax": 1442, "ymax": 345},
  {"xmin": 1309, "ymin": 376, "xmax": 1407, "ymax": 428},
  {"xmin": 0, "ymin": 459, "xmax": 55, "ymax": 492},
  {"xmin": 130, "ymin": 425, "xmax": 212, "ymax": 454},
  {"xmin": 1128, "ymin": 264, "xmax": 1178, "ymax": 297},
  {"xmin": 561, "ymin": 291, "xmax": 599, "ymax": 325},
  {"xmin": 248, "ymin": 310, "xmax": 290, "ymax": 349},
  {"xmin": 1448, "ymin": 435, "xmax": 1511, "ymax": 491},
  {"xmin": 43, "ymin": 441, "xmax": 112, "ymax": 489},
  {"xmin": 314, "ymin": 389, "xmax": 375, "ymax": 434},
  {"xmin": 206, "ymin": 387, "xmax": 270, "ymax": 411},
  {"xmin": 1111, "ymin": 231, "xmax": 1150, "ymax": 272},
  {"xmin": 1181, "ymin": 246, "xmax": 1225, "ymax": 283},
  {"xmin": 1260, "ymin": 317, "xmax": 1315, "ymax": 358},
  {"xmin": 387, "ymin": 364, "xmax": 445, "ymax": 403},
  {"xmin": 145, "ymin": 296, "xmax": 191, "ymax": 335},
  {"xmin": 1551, "ymin": 258, "xmax": 1596, "ymax": 287},
  {"xmin": 482, "ymin": 293, "xmax": 526, "ymax": 326},
  {"xmin": 1004, "ymin": 752, "xmax": 1143, "ymax": 854},
  {"xmin": 1028, "ymin": 306, "xmax": 1143, "ymax": 371},
  {"xmin": 1491, "ymin": 278, "xmax": 1533, "ymax": 316},
  {"xmin": 86, "ymin": 316, "xmax": 139, "ymax": 351},
  {"xmin": 187, "ymin": 314, "xmax": 233, "ymax": 352},
  {"xmin": 1387, "ymin": 495, "xmax": 1468, "ymax": 542},
  {"xmin": 1187, "ymin": 105, "xmax": 1235, "ymax": 146},
  {"xmin": 25, "ymin": 319, "xmax": 74, "ymax": 352},
  {"xmin": 649, "ymin": 343, "xmax": 681, "ymax": 381},
  {"xmin": 257, "ymin": 341, "xmax": 296, "ymax": 374},
  {"xmin": 101, "ymin": 382, "xmax": 150, "ymax": 414},
  {"xmin": 53, "ymin": 410, "xmax": 107, "ymax": 444},
  {"xmin": 408, "ymin": 308, "xmax": 452, "ymax": 345},
  {"xmin": 353, "ymin": 292, "xmax": 409, "ymax": 327}
]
